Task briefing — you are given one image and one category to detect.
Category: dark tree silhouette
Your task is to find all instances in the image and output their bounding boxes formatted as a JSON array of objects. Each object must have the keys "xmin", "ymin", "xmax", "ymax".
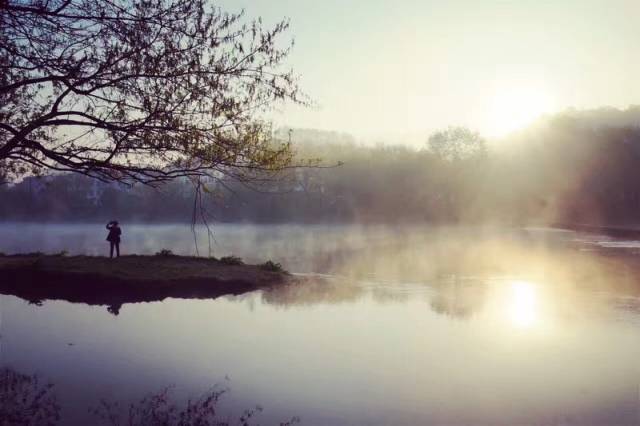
[{"xmin": 0, "ymin": 0, "xmax": 306, "ymax": 184}]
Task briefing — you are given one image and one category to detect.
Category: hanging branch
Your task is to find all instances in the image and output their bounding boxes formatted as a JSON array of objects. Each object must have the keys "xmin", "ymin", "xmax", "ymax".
[
  {"xmin": 1, "ymin": 0, "xmax": 312, "ymax": 185},
  {"xmin": 190, "ymin": 176, "xmax": 219, "ymax": 257}
]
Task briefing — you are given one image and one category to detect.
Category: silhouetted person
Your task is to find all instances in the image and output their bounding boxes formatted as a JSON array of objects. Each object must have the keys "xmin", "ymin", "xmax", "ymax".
[{"xmin": 106, "ymin": 220, "xmax": 121, "ymax": 258}]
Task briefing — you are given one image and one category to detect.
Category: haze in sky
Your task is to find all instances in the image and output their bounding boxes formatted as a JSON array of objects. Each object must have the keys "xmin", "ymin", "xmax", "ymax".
[{"xmin": 219, "ymin": 0, "xmax": 640, "ymax": 142}]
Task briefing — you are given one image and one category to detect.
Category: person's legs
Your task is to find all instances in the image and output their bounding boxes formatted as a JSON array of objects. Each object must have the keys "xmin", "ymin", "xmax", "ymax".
[
  {"xmin": 110, "ymin": 241, "xmax": 114, "ymax": 258},
  {"xmin": 115, "ymin": 241, "xmax": 120, "ymax": 257}
]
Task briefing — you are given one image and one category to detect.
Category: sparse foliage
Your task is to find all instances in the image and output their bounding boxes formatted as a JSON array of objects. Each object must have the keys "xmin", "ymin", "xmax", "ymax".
[
  {"xmin": 90, "ymin": 386, "xmax": 230, "ymax": 426},
  {"xmin": 1, "ymin": 0, "xmax": 307, "ymax": 184},
  {"xmin": 427, "ymin": 126, "xmax": 487, "ymax": 162},
  {"xmin": 90, "ymin": 386, "xmax": 300, "ymax": 426},
  {"xmin": 0, "ymin": 368, "xmax": 61, "ymax": 425}
]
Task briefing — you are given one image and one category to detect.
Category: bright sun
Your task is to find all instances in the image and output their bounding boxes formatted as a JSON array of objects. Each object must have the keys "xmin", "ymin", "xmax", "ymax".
[
  {"xmin": 507, "ymin": 280, "xmax": 539, "ymax": 329},
  {"xmin": 486, "ymin": 87, "xmax": 554, "ymax": 138}
]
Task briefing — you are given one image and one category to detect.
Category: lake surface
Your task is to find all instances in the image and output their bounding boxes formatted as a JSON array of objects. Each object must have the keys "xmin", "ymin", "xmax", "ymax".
[{"xmin": 1, "ymin": 223, "xmax": 640, "ymax": 425}]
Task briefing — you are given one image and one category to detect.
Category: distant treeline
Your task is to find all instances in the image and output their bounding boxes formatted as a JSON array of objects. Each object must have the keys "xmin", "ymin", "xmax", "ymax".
[{"xmin": 2, "ymin": 107, "xmax": 640, "ymax": 226}]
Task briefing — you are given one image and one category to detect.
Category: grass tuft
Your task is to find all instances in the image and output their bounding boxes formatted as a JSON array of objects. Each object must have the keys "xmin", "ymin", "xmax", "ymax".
[
  {"xmin": 260, "ymin": 260, "xmax": 286, "ymax": 273},
  {"xmin": 219, "ymin": 255, "xmax": 244, "ymax": 266}
]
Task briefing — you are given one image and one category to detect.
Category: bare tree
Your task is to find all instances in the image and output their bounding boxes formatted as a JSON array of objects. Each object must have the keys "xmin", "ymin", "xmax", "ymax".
[{"xmin": 0, "ymin": 0, "xmax": 308, "ymax": 185}]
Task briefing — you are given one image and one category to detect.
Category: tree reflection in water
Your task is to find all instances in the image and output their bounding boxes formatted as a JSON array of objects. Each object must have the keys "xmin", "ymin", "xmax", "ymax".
[{"xmin": 429, "ymin": 278, "xmax": 487, "ymax": 320}]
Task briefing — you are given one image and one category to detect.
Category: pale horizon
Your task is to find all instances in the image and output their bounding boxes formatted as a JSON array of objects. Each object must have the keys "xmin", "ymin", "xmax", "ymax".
[
  {"xmin": 3, "ymin": 2, "xmax": 640, "ymax": 425},
  {"xmin": 219, "ymin": 0, "xmax": 640, "ymax": 143}
]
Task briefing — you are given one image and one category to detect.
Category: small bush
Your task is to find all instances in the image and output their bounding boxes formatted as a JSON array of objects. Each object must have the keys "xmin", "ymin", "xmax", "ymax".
[
  {"xmin": 260, "ymin": 260, "xmax": 285, "ymax": 273},
  {"xmin": 155, "ymin": 249, "xmax": 174, "ymax": 257},
  {"xmin": 220, "ymin": 255, "xmax": 244, "ymax": 265}
]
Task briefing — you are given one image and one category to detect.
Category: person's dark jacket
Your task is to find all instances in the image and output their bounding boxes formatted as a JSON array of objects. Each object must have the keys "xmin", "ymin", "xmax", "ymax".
[{"xmin": 106, "ymin": 224, "xmax": 121, "ymax": 243}]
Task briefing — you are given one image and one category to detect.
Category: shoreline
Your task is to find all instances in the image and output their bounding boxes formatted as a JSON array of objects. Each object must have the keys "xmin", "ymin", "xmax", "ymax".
[
  {"xmin": 552, "ymin": 223, "xmax": 640, "ymax": 239},
  {"xmin": 0, "ymin": 254, "xmax": 292, "ymax": 314}
]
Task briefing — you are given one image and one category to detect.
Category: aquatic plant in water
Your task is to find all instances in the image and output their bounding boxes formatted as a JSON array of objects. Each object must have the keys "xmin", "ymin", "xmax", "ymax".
[
  {"xmin": 90, "ymin": 386, "xmax": 301, "ymax": 426},
  {"xmin": 0, "ymin": 367, "xmax": 299, "ymax": 425},
  {"xmin": 0, "ymin": 367, "xmax": 61, "ymax": 426}
]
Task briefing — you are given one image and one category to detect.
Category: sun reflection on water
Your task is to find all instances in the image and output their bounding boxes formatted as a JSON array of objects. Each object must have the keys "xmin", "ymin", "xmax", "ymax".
[{"xmin": 507, "ymin": 280, "xmax": 539, "ymax": 329}]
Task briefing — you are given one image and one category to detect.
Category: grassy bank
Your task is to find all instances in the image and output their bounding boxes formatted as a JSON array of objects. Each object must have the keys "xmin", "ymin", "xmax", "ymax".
[{"xmin": 0, "ymin": 253, "xmax": 291, "ymax": 314}]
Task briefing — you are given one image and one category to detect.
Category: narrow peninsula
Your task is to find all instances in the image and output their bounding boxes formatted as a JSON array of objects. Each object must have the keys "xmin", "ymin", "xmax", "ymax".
[{"xmin": 0, "ymin": 254, "xmax": 292, "ymax": 314}]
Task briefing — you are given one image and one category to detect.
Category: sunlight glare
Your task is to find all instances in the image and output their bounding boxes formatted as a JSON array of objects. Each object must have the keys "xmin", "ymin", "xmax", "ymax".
[
  {"xmin": 508, "ymin": 280, "xmax": 539, "ymax": 329},
  {"xmin": 487, "ymin": 87, "xmax": 554, "ymax": 137}
]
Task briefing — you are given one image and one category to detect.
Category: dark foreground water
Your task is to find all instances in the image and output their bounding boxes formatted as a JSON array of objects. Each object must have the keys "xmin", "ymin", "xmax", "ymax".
[{"xmin": 1, "ymin": 224, "xmax": 639, "ymax": 425}]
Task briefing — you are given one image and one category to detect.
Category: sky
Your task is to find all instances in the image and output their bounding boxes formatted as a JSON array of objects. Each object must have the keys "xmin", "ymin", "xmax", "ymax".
[{"xmin": 218, "ymin": 0, "xmax": 640, "ymax": 143}]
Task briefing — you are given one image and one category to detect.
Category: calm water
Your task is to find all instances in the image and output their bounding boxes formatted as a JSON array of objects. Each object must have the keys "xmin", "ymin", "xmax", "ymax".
[{"xmin": 1, "ymin": 224, "xmax": 640, "ymax": 425}]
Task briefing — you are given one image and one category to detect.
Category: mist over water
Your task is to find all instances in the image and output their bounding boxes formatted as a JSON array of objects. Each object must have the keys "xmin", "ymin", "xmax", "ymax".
[
  {"xmin": 1, "ymin": 223, "xmax": 640, "ymax": 425},
  {"xmin": 4, "ymin": 0, "xmax": 640, "ymax": 424}
]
